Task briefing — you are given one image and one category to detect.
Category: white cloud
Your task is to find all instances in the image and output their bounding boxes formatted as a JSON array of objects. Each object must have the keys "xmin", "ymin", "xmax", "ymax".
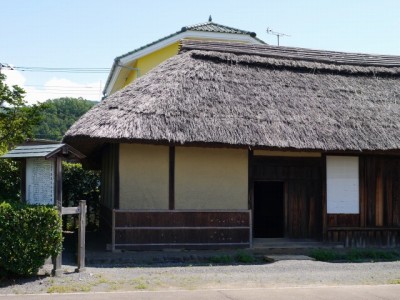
[
  {"xmin": 3, "ymin": 68, "xmax": 26, "ymax": 87},
  {"xmin": 2, "ymin": 69, "xmax": 102, "ymax": 105}
]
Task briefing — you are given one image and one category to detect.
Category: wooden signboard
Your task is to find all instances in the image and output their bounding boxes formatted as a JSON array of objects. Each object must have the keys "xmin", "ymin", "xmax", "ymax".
[{"xmin": 26, "ymin": 158, "xmax": 55, "ymax": 205}]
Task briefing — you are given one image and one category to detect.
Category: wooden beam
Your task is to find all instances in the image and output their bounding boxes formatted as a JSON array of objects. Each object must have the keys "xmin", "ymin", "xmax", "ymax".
[
  {"xmin": 20, "ymin": 159, "xmax": 26, "ymax": 203},
  {"xmin": 76, "ymin": 200, "xmax": 86, "ymax": 272},
  {"xmin": 169, "ymin": 146, "xmax": 175, "ymax": 210},
  {"xmin": 375, "ymin": 163, "xmax": 384, "ymax": 226},
  {"xmin": 248, "ymin": 149, "xmax": 254, "ymax": 210},
  {"xmin": 114, "ymin": 144, "xmax": 120, "ymax": 209},
  {"xmin": 62, "ymin": 206, "xmax": 80, "ymax": 215},
  {"xmin": 52, "ymin": 156, "xmax": 62, "ymax": 277},
  {"xmin": 321, "ymin": 154, "xmax": 327, "ymax": 241}
]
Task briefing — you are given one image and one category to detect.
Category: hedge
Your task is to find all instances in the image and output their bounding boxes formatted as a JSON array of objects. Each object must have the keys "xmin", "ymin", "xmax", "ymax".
[{"xmin": 0, "ymin": 202, "xmax": 62, "ymax": 276}]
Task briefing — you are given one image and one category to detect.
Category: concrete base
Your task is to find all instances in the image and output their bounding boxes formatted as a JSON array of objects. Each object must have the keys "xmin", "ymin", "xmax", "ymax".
[
  {"xmin": 253, "ymin": 238, "xmax": 343, "ymax": 249},
  {"xmin": 75, "ymin": 267, "xmax": 86, "ymax": 273},
  {"xmin": 264, "ymin": 254, "xmax": 315, "ymax": 262},
  {"xmin": 52, "ymin": 269, "xmax": 63, "ymax": 277}
]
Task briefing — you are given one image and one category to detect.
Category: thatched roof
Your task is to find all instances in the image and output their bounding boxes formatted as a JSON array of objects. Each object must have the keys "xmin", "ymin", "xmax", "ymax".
[{"xmin": 64, "ymin": 40, "xmax": 400, "ymax": 156}]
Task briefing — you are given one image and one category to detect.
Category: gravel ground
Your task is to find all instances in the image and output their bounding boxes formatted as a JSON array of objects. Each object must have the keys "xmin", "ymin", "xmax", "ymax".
[{"xmin": 1, "ymin": 259, "xmax": 400, "ymax": 294}]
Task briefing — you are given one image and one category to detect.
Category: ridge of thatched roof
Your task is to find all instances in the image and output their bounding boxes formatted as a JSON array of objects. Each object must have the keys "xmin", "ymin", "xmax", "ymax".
[
  {"xmin": 181, "ymin": 40, "xmax": 400, "ymax": 68},
  {"xmin": 64, "ymin": 40, "xmax": 400, "ymax": 156}
]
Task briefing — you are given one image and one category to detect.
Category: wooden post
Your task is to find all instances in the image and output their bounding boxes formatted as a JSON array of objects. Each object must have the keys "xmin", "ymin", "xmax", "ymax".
[
  {"xmin": 112, "ymin": 209, "xmax": 116, "ymax": 252},
  {"xmin": 249, "ymin": 209, "xmax": 253, "ymax": 248},
  {"xmin": 169, "ymin": 146, "xmax": 175, "ymax": 210},
  {"xmin": 321, "ymin": 154, "xmax": 327, "ymax": 242},
  {"xmin": 20, "ymin": 159, "xmax": 26, "ymax": 203},
  {"xmin": 52, "ymin": 156, "xmax": 63, "ymax": 276},
  {"xmin": 76, "ymin": 200, "xmax": 86, "ymax": 272}
]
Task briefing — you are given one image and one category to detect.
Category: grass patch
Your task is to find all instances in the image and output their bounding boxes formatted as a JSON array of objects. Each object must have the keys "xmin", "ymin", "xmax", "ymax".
[
  {"xmin": 208, "ymin": 251, "xmax": 257, "ymax": 264},
  {"xmin": 390, "ymin": 279, "xmax": 400, "ymax": 284},
  {"xmin": 310, "ymin": 249, "xmax": 400, "ymax": 262},
  {"xmin": 47, "ymin": 284, "xmax": 91, "ymax": 293},
  {"xmin": 310, "ymin": 249, "xmax": 339, "ymax": 261},
  {"xmin": 209, "ymin": 254, "xmax": 234, "ymax": 264},
  {"xmin": 131, "ymin": 277, "xmax": 148, "ymax": 290},
  {"xmin": 235, "ymin": 251, "xmax": 256, "ymax": 263}
]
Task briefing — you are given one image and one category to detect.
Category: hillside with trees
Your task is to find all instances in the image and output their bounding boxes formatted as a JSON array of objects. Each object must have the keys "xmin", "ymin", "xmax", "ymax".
[{"xmin": 32, "ymin": 97, "xmax": 97, "ymax": 141}]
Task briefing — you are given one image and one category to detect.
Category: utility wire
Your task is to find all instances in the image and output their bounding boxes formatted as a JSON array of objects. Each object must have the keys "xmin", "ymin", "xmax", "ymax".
[
  {"xmin": 14, "ymin": 67, "xmax": 109, "ymax": 73},
  {"xmin": 1, "ymin": 63, "xmax": 110, "ymax": 73}
]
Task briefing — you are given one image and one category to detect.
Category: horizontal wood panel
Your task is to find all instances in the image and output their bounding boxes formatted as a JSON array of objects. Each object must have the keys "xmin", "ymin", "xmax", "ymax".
[
  {"xmin": 327, "ymin": 214, "xmax": 359, "ymax": 227},
  {"xmin": 253, "ymin": 157, "xmax": 322, "ymax": 180},
  {"xmin": 115, "ymin": 228, "xmax": 250, "ymax": 244},
  {"xmin": 115, "ymin": 211, "xmax": 250, "ymax": 227},
  {"xmin": 115, "ymin": 243, "xmax": 249, "ymax": 251},
  {"xmin": 112, "ymin": 210, "xmax": 251, "ymax": 250}
]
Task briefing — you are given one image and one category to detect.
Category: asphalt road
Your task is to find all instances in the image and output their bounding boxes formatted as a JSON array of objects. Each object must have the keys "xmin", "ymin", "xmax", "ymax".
[{"xmin": 2, "ymin": 285, "xmax": 400, "ymax": 300}]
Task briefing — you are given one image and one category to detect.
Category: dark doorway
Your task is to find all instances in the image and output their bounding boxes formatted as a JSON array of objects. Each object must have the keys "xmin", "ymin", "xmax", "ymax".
[{"xmin": 253, "ymin": 181, "xmax": 285, "ymax": 238}]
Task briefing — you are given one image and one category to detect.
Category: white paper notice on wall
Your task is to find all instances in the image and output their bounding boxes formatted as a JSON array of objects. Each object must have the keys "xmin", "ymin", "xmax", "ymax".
[
  {"xmin": 326, "ymin": 156, "xmax": 359, "ymax": 214},
  {"xmin": 26, "ymin": 158, "xmax": 54, "ymax": 205}
]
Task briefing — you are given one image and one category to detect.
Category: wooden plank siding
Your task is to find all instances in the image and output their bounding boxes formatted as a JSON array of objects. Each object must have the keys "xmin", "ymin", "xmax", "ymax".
[
  {"xmin": 252, "ymin": 157, "xmax": 323, "ymax": 240},
  {"xmin": 327, "ymin": 155, "xmax": 400, "ymax": 247},
  {"xmin": 112, "ymin": 210, "xmax": 251, "ymax": 250},
  {"xmin": 327, "ymin": 228, "xmax": 400, "ymax": 247}
]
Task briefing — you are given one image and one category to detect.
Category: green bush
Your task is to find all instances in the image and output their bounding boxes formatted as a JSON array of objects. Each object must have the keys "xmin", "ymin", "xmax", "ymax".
[
  {"xmin": 0, "ymin": 202, "xmax": 62, "ymax": 276},
  {"xmin": 235, "ymin": 251, "xmax": 256, "ymax": 263},
  {"xmin": 310, "ymin": 249, "xmax": 400, "ymax": 262},
  {"xmin": 62, "ymin": 162, "xmax": 100, "ymax": 230},
  {"xmin": 0, "ymin": 159, "xmax": 21, "ymax": 201},
  {"xmin": 209, "ymin": 254, "xmax": 234, "ymax": 264},
  {"xmin": 309, "ymin": 249, "xmax": 339, "ymax": 261}
]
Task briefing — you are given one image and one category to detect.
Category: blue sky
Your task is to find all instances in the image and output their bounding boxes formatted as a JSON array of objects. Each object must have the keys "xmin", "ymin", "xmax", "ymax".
[{"xmin": 1, "ymin": 0, "xmax": 399, "ymax": 103}]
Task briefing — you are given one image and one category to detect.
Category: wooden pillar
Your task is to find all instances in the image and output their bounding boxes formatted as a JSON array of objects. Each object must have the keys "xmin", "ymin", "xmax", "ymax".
[
  {"xmin": 321, "ymin": 154, "xmax": 327, "ymax": 241},
  {"xmin": 375, "ymin": 163, "xmax": 384, "ymax": 226},
  {"xmin": 76, "ymin": 200, "xmax": 86, "ymax": 272},
  {"xmin": 20, "ymin": 160, "xmax": 26, "ymax": 203},
  {"xmin": 248, "ymin": 149, "xmax": 253, "ymax": 246},
  {"xmin": 112, "ymin": 209, "xmax": 116, "ymax": 252},
  {"xmin": 359, "ymin": 156, "xmax": 366, "ymax": 227},
  {"xmin": 169, "ymin": 146, "xmax": 175, "ymax": 210},
  {"xmin": 248, "ymin": 149, "xmax": 254, "ymax": 210},
  {"xmin": 113, "ymin": 144, "xmax": 120, "ymax": 209},
  {"xmin": 52, "ymin": 156, "xmax": 63, "ymax": 276}
]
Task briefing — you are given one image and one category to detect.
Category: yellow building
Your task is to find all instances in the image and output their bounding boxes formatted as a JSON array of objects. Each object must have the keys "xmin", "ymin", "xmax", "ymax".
[{"xmin": 103, "ymin": 19, "xmax": 264, "ymax": 97}]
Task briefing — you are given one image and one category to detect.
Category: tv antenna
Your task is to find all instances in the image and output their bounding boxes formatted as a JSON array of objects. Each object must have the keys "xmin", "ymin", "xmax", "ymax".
[{"xmin": 266, "ymin": 27, "xmax": 290, "ymax": 46}]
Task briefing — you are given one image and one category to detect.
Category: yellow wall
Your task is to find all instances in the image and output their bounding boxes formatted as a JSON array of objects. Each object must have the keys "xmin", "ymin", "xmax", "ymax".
[
  {"xmin": 124, "ymin": 42, "xmax": 180, "ymax": 86},
  {"xmin": 253, "ymin": 150, "xmax": 321, "ymax": 157},
  {"xmin": 119, "ymin": 144, "xmax": 169, "ymax": 209},
  {"xmin": 175, "ymin": 147, "xmax": 248, "ymax": 209}
]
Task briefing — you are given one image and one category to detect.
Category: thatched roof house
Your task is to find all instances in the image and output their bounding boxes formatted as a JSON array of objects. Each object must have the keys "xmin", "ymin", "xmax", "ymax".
[
  {"xmin": 65, "ymin": 40, "xmax": 400, "ymax": 154},
  {"xmin": 64, "ymin": 41, "xmax": 400, "ymax": 250}
]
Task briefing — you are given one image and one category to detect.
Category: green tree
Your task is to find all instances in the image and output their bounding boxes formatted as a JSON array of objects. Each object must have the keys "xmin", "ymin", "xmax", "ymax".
[
  {"xmin": 0, "ymin": 73, "xmax": 44, "ymax": 201},
  {"xmin": 32, "ymin": 97, "xmax": 97, "ymax": 141},
  {"xmin": 0, "ymin": 73, "xmax": 43, "ymax": 152}
]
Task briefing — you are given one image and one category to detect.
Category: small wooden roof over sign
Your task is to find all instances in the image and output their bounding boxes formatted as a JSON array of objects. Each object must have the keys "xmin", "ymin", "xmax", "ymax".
[{"xmin": 1, "ymin": 144, "xmax": 85, "ymax": 160}]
